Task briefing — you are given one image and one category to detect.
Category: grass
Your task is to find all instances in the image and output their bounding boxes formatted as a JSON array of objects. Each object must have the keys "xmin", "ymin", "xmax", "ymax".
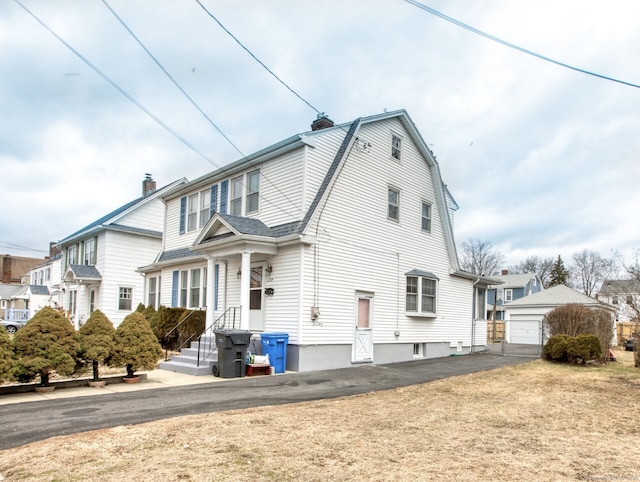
[{"xmin": 1, "ymin": 349, "xmax": 640, "ymax": 481}]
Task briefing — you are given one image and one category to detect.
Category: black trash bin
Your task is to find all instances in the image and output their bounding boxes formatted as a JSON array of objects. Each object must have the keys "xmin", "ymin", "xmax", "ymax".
[{"xmin": 212, "ymin": 330, "xmax": 252, "ymax": 378}]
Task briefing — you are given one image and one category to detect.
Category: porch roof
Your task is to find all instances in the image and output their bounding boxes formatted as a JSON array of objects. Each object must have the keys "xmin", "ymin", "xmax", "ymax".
[{"xmin": 65, "ymin": 264, "xmax": 102, "ymax": 282}]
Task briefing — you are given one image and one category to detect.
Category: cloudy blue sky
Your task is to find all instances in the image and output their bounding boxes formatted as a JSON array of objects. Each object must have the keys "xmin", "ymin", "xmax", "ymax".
[{"xmin": 1, "ymin": 0, "xmax": 639, "ymax": 267}]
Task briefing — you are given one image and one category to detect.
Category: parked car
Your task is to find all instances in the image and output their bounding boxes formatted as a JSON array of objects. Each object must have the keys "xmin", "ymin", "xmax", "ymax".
[
  {"xmin": 624, "ymin": 338, "xmax": 637, "ymax": 351},
  {"xmin": 1, "ymin": 319, "xmax": 27, "ymax": 335}
]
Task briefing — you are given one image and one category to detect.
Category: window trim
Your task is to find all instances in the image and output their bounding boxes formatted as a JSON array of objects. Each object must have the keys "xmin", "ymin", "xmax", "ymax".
[
  {"xmin": 230, "ymin": 175, "xmax": 243, "ymax": 216},
  {"xmin": 246, "ymin": 169, "xmax": 260, "ymax": 214},
  {"xmin": 199, "ymin": 188, "xmax": 211, "ymax": 228},
  {"xmin": 118, "ymin": 286, "xmax": 133, "ymax": 312},
  {"xmin": 405, "ymin": 271, "xmax": 438, "ymax": 317},
  {"xmin": 504, "ymin": 289, "xmax": 513, "ymax": 303},
  {"xmin": 421, "ymin": 201, "xmax": 432, "ymax": 233},
  {"xmin": 388, "ymin": 186, "xmax": 400, "ymax": 222},
  {"xmin": 391, "ymin": 133, "xmax": 402, "ymax": 161}
]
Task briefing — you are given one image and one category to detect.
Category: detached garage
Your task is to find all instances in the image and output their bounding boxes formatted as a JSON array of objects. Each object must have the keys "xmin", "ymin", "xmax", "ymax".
[{"xmin": 503, "ymin": 285, "xmax": 616, "ymax": 345}]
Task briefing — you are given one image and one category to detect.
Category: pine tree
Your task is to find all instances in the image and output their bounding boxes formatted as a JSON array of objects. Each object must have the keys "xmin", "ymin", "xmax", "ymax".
[
  {"xmin": 549, "ymin": 255, "xmax": 569, "ymax": 287},
  {"xmin": 13, "ymin": 306, "xmax": 79, "ymax": 386},
  {"xmin": 0, "ymin": 328, "xmax": 16, "ymax": 383},
  {"xmin": 111, "ymin": 311, "xmax": 162, "ymax": 378},
  {"xmin": 78, "ymin": 310, "xmax": 116, "ymax": 381}
]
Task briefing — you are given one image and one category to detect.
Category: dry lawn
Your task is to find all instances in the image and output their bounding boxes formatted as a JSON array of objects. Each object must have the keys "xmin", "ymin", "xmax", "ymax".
[{"xmin": 2, "ymin": 350, "xmax": 640, "ymax": 482}]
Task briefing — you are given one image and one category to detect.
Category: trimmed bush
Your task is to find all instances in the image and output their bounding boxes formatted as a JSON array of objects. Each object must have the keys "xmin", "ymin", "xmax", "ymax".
[
  {"xmin": 111, "ymin": 311, "xmax": 162, "ymax": 378},
  {"xmin": 153, "ymin": 307, "xmax": 187, "ymax": 349},
  {"xmin": 543, "ymin": 333, "xmax": 602, "ymax": 364},
  {"xmin": 0, "ymin": 328, "xmax": 16, "ymax": 383},
  {"xmin": 78, "ymin": 310, "xmax": 116, "ymax": 381},
  {"xmin": 13, "ymin": 306, "xmax": 79, "ymax": 386},
  {"xmin": 543, "ymin": 334, "xmax": 572, "ymax": 362},
  {"xmin": 544, "ymin": 304, "xmax": 613, "ymax": 362}
]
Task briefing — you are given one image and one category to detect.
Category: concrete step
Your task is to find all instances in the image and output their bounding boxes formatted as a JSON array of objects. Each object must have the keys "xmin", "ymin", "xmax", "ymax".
[{"xmin": 158, "ymin": 359, "xmax": 214, "ymax": 377}]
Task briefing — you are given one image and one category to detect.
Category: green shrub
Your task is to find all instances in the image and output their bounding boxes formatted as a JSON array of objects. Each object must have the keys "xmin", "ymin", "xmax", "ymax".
[
  {"xmin": 154, "ymin": 307, "xmax": 187, "ymax": 348},
  {"xmin": 543, "ymin": 333, "xmax": 602, "ymax": 364},
  {"xmin": 13, "ymin": 306, "xmax": 79, "ymax": 386},
  {"xmin": 568, "ymin": 334, "xmax": 602, "ymax": 364},
  {"xmin": 0, "ymin": 328, "xmax": 16, "ymax": 383},
  {"xmin": 111, "ymin": 311, "xmax": 162, "ymax": 378},
  {"xmin": 78, "ymin": 310, "xmax": 116, "ymax": 381},
  {"xmin": 543, "ymin": 334, "xmax": 573, "ymax": 362}
]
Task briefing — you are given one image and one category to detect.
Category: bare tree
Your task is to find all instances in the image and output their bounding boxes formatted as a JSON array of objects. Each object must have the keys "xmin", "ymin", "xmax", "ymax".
[
  {"xmin": 459, "ymin": 238, "xmax": 505, "ymax": 276},
  {"xmin": 571, "ymin": 249, "xmax": 617, "ymax": 297},
  {"xmin": 509, "ymin": 255, "xmax": 555, "ymax": 288}
]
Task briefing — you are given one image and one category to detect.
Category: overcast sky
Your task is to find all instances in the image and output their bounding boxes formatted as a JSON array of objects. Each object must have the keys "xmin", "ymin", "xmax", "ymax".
[{"xmin": 1, "ymin": 0, "xmax": 639, "ymax": 269}]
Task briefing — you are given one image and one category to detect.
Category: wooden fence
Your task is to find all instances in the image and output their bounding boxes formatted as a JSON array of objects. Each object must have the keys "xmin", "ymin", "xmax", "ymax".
[
  {"xmin": 617, "ymin": 322, "xmax": 640, "ymax": 346},
  {"xmin": 487, "ymin": 320, "xmax": 505, "ymax": 343}
]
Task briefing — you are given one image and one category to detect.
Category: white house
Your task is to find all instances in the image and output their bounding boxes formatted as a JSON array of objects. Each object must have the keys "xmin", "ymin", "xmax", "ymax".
[
  {"xmin": 597, "ymin": 279, "xmax": 640, "ymax": 323},
  {"xmin": 56, "ymin": 175, "xmax": 186, "ymax": 328},
  {"xmin": 142, "ymin": 110, "xmax": 494, "ymax": 373},
  {"xmin": 503, "ymin": 284, "xmax": 616, "ymax": 344}
]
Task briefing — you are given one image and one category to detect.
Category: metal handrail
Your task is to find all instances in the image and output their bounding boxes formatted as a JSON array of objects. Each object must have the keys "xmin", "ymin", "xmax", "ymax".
[
  {"xmin": 196, "ymin": 307, "xmax": 241, "ymax": 366},
  {"xmin": 163, "ymin": 309, "xmax": 203, "ymax": 361}
]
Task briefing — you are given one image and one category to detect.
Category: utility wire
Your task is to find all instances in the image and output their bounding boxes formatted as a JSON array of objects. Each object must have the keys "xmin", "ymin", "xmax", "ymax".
[
  {"xmin": 101, "ymin": 0, "xmax": 245, "ymax": 158},
  {"xmin": 195, "ymin": 0, "xmax": 324, "ymax": 114},
  {"xmin": 404, "ymin": 0, "xmax": 640, "ymax": 90},
  {"xmin": 102, "ymin": 0, "xmax": 304, "ymax": 218},
  {"xmin": 14, "ymin": 0, "xmax": 221, "ymax": 168}
]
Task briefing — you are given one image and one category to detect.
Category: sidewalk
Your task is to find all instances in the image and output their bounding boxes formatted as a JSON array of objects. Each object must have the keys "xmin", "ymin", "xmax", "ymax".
[{"xmin": 0, "ymin": 369, "xmax": 225, "ymax": 406}]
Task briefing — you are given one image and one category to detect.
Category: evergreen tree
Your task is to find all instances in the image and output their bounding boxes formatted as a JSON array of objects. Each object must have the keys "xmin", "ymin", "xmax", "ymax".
[
  {"xmin": 0, "ymin": 328, "xmax": 16, "ymax": 383},
  {"xmin": 13, "ymin": 306, "xmax": 79, "ymax": 386},
  {"xmin": 111, "ymin": 311, "xmax": 162, "ymax": 378},
  {"xmin": 78, "ymin": 310, "xmax": 116, "ymax": 381},
  {"xmin": 549, "ymin": 255, "xmax": 570, "ymax": 287}
]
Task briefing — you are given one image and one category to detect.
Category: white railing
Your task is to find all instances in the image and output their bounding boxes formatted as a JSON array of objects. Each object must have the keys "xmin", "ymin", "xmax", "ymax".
[{"xmin": 5, "ymin": 309, "xmax": 30, "ymax": 322}]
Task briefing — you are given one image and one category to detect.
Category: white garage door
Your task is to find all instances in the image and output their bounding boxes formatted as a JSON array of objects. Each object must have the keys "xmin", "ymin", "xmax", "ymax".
[{"xmin": 509, "ymin": 317, "xmax": 542, "ymax": 345}]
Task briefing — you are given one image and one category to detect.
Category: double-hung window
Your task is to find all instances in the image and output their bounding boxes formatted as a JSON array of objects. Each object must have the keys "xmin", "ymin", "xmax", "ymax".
[
  {"xmin": 246, "ymin": 169, "xmax": 260, "ymax": 213},
  {"xmin": 230, "ymin": 176, "xmax": 243, "ymax": 216},
  {"xmin": 405, "ymin": 270, "xmax": 438, "ymax": 316},
  {"xmin": 190, "ymin": 269, "xmax": 201, "ymax": 308},
  {"xmin": 421, "ymin": 202, "xmax": 432, "ymax": 233},
  {"xmin": 388, "ymin": 187, "xmax": 400, "ymax": 221},
  {"xmin": 83, "ymin": 237, "xmax": 96, "ymax": 265},
  {"xmin": 504, "ymin": 289, "xmax": 513, "ymax": 302},
  {"xmin": 199, "ymin": 189, "xmax": 211, "ymax": 228},
  {"xmin": 187, "ymin": 194, "xmax": 198, "ymax": 231},
  {"xmin": 118, "ymin": 287, "xmax": 132, "ymax": 311},
  {"xmin": 391, "ymin": 134, "xmax": 402, "ymax": 160},
  {"xmin": 180, "ymin": 271, "xmax": 188, "ymax": 307}
]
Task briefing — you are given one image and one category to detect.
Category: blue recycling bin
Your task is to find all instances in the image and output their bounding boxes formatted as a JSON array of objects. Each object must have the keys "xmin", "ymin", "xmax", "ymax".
[{"xmin": 260, "ymin": 332, "xmax": 289, "ymax": 374}]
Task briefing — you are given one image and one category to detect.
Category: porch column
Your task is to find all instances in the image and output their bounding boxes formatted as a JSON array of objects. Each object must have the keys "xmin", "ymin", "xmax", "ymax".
[
  {"xmin": 77, "ymin": 282, "xmax": 87, "ymax": 330},
  {"xmin": 205, "ymin": 256, "xmax": 216, "ymax": 330},
  {"xmin": 240, "ymin": 250, "xmax": 253, "ymax": 330}
]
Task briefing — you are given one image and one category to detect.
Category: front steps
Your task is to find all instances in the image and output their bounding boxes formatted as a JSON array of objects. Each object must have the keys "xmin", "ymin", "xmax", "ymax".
[{"xmin": 158, "ymin": 340, "xmax": 217, "ymax": 376}]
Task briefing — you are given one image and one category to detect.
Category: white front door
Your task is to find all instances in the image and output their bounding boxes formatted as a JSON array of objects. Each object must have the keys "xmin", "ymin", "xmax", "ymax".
[
  {"xmin": 249, "ymin": 264, "xmax": 265, "ymax": 331},
  {"xmin": 353, "ymin": 292, "xmax": 373, "ymax": 363}
]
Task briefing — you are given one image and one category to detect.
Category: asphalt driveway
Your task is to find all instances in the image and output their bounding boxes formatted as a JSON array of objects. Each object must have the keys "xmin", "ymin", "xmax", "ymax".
[{"xmin": 0, "ymin": 352, "xmax": 532, "ymax": 450}]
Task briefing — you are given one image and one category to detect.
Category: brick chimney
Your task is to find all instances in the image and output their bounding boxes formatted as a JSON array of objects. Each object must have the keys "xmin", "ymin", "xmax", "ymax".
[
  {"xmin": 142, "ymin": 173, "xmax": 156, "ymax": 197},
  {"xmin": 501, "ymin": 269, "xmax": 509, "ymax": 275},
  {"xmin": 311, "ymin": 113, "xmax": 334, "ymax": 131}
]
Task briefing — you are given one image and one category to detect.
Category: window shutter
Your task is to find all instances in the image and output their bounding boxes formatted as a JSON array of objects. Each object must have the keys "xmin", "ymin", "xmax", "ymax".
[
  {"xmin": 214, "ymin": 263, "xmax": 219, "ymax": 310},
  {"xmin": 210, "ymin": 184, "xmax": 218, "ymax": 217},
  {"xmin": 179, "ymin": 196, "xmax": 186, "ymax": 234},
  {"xmin": 171, "ymin": 270, "xmax": 179, "ymax": 307},
  {"xmin": 220, "ymin": 180, "xmax": 228, "ymax": 214}
]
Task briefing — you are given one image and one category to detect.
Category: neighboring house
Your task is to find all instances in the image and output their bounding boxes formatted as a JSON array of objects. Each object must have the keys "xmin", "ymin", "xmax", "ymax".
[
  {"xmin": 596, "ymin": 279, "xmax": 640, "ymax": 323},
  {"xmin": 27, "ymin": 251, "xmax": 64, "ymax": 311},
  {"xmin": 0, "ymin": 284, "xmax": 25, "ymax": 320},
  {"xmin": 2, "ymin": 254, "xmax": 43, "ymax": 284},
  {"xmin": 487, "ymin": 271, "xmax": 543, "ymax": 320},
  {"xmin": 140, "ymin": 110, "xmax": 496, "ymax": 373},
  {"xmin": 56, "ymin": 175, "xmax": 186, "ymax": 328},
  {"xmin": 503, "ymin": 284, "xmax": 616, "ymax": 345}
]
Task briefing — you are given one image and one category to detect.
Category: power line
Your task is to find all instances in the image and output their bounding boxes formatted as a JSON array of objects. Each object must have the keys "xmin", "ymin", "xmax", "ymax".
[
  {"xmin": 14, "ymin": 0, "xmax": 222, "ymax": 168},
  {"xmin": 194, "ymin": 0, "xmax": 324, "ymax": 114},
  {"xmin": 101, "ymin": 0, "xmax": 245, "ymax": 159},
  {"xmin": 404, "ymin": 0, "xmax": 640, "ymax": 90}
]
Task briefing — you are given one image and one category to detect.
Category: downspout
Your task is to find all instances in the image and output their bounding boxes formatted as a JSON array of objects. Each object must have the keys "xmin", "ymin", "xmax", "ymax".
[{"xmin": 471, "ymin": 277, "xmax": 480, "ymax": 353}]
